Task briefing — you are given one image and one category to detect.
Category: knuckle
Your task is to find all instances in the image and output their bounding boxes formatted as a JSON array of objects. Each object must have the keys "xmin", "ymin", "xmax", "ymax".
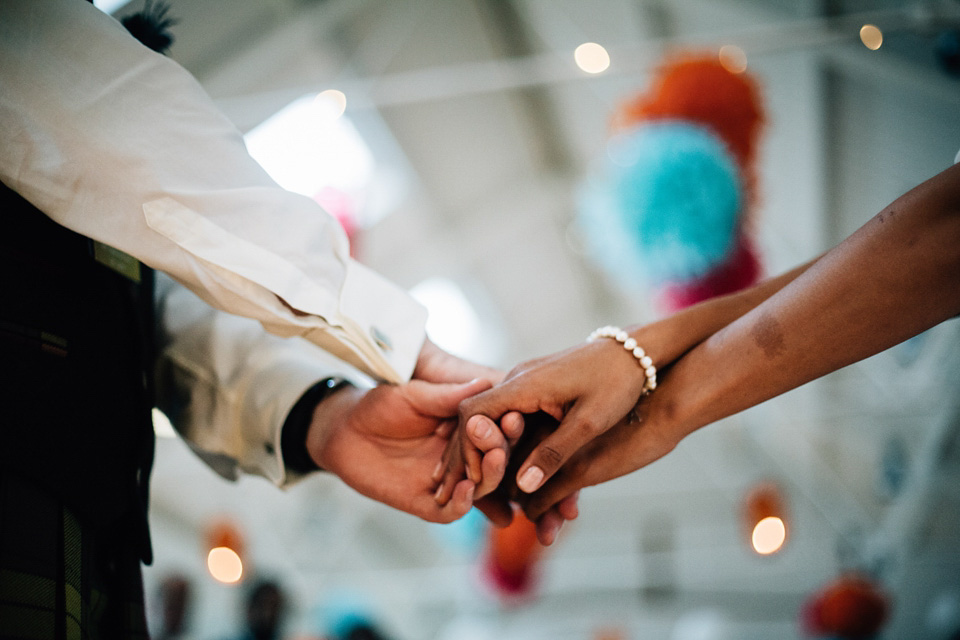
[
  {"xmin": 574, "ymin": 415, "xmax": 602, "ymax": 437},
  {"xmin": 458, "ymin": 398, "xmax": 478, "ymax": 420},
  {"xmin": 538, "ymin": 445, "xmax": 564, "ymax": 468}
]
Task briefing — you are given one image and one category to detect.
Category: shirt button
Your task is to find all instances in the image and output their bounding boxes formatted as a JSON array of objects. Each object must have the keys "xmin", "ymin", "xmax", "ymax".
[{"xmin": 371, "ymin": 326, "xmax": 392, "ymax": 352}]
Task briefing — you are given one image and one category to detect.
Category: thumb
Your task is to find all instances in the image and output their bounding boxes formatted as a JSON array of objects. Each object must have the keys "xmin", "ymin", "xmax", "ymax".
[{"xmin": 407, "ymin": 378, "xmax": 492, "ymax": 418}]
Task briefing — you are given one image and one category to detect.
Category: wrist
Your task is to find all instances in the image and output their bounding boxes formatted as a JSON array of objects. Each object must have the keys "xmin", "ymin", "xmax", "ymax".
[
  {"xmin": 281, "ymin": 377, "xmax": 356, "ymax": 474},
  {"xmin": 627, "ymin": 295, "xmax": 733, "ymax": 367},
  {"xmin": 304, "ymin": 381, "xmax": 365, "ymax": 471},
  {"xmin": 587, "ymin": 325, "xmax": 657, "ymax": 394},
  {"xmin": 639, "ymin": 332, "xmax": 732, "ymax": 445}
]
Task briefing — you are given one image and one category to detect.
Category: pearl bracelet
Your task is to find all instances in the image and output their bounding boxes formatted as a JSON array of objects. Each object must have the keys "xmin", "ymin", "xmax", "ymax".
[{"xmin": 587, "ymin": 325, "xmax": 657, "ymax": 394}]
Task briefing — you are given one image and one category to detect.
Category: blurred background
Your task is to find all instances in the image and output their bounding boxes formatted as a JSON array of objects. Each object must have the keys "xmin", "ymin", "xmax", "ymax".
[{"xmin": 97, "ymin": 0, "xmax": 960, "ymax": 638}]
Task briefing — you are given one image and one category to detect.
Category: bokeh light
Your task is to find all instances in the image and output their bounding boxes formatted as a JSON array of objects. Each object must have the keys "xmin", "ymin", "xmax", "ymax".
[
  {"xmin": 860, "ymin": 24, "xmax": 883, "ymax": 50},
  {"xmin": 207, "ymin": 546, "xmax": 243, "ymax": 583},
  {"xmin": 315, "ymin": 89, "xmax": 347, "ymax": 120},
  {"xmin": 575, "ymin": 42, "xmax": 611, "ymax": 74},
  {"xmin": 718, "ymin": 45, "xmax": 748, "ymax": 74},
  {"xmin": 751, "ymin": 516, "xmax": 786, "ymax": 555}
]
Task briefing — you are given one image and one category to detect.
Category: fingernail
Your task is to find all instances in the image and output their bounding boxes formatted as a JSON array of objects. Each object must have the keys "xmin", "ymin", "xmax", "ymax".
[
  {"xmin": 518, "ymin": 466, "xmax": 543, "ymax": 493},
  {"xmin": 472, "ymin": 417, "xmax": 491, "ymax": 440},
  {"xmin": 434, "ymin": 483, "xmax": 444, "ymax": 502},
  {"xmin": 432, "ymin": 461, "xmax": 443, "ymax": 481},
  {"xmin": 549, "ymin": 521, "xmax": 563, "ymax": 545}
]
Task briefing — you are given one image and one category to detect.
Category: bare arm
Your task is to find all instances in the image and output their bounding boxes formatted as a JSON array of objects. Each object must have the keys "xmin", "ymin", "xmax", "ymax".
[
  {"xmin": 522, "ymin": 161, "xmax": 960, "ymax": 519},
  {"xmin": 440, "ymin": 254, "xmax": 816, "ymax": 503}
]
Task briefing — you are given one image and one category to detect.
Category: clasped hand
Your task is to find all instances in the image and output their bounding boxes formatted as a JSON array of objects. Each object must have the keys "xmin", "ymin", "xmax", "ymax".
[{"xmin": 433, "ymin": 332, "xmax": 684, "ymax": 545}]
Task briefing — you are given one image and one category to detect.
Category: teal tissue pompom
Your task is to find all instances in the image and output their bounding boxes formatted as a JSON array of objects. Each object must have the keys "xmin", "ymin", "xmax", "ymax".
[{"xmin": 579, "ymin": 122, "xmax": 742, "ymax": 285}]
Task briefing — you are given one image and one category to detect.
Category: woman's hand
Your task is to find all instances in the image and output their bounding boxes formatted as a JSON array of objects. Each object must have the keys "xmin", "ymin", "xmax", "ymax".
[
  {"xmin": 436, "ymin": 260, "xmax": 817, "ymax": 503},
  {"xmin": 437, "ymin": 337, "xmax": 649, "ymax": 503}
]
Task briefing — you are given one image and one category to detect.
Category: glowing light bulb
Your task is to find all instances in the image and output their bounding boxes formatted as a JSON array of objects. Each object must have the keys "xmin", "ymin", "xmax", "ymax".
[
  {"xmin": 751, "ymin": 516, "xmax": 786, "ymax": 555},
  {"xmin": 207, "ymin": 546, "xmax": 243, "ymax": 583},
  {"xmin": 718, "ymin": 45, "xmax": 748, "ymax": 74},
  {"xmin": 575, "ymin": 43, "xmax": 611, "ymax": 74},
  {"xmin": 860, "ymin": 25, "xmax": 883, "ymax": 50}
]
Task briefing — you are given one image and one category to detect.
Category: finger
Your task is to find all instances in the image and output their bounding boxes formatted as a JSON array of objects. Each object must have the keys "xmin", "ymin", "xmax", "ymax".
[
  {"xmin": 501, "ymin": 411, "xmax": 525, "ymax": 444},
  {"xmin": 434, "ymin": 434, "xmax": 463, "ymax": 505},
  {"xmin": 434, "ymin": 420, "xmax": 455, "ymax": 440},
  {"xmin": 434, "ymin": 444, "xmax": 464, "ymax": 507},
  {"xmin": 515, "ymin": 403, "xmax": 614, "ymax": 494},
  {"xmin": 464, "ymin": 444, "xmax": 483, "ymax": 484},
  {"xmin": 474, "ymin": 446, "xmax": 506, "ymax": 500},
  {"xmin": 425, "ymin": 479, "xmax": 475, "ymax": 524},
  {"xmin": 411, "ymin": 378, "xmax": 493, "ymax": 418},
  {"xmin": 556, "ymin": 490, "xmax": 580, "ymax": 521},
  {"xmin": 465, "ymin": 415, "xmax": 509, "ymax": 453},
  {"xmin": 456, "ymin": 378, "xmax": 552, "ymax": 439},
  {"xmin": 523, "ymin": 470, "xmax": 584, "ymax": 521},
  {"xmin": 443, "ymin": 479, "xmax": 476, "ymax": 522},
  {"xmin": 463, "ymin": 414, "xmax": 505, "ymax": 485},
  {"xmin": 535, "ymin": 509, "xmax": 564, "ymax": 546},
  {"xmin": 474, "ymin": 492, "xmax": 514, "ymax": 527}
]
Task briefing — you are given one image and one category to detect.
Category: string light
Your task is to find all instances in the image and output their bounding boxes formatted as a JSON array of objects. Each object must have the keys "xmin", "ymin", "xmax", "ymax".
[
  {"xmin": 718, "ymin": 45, "xmax": 748, "ymax": 74},
  {"xmin": 860, "ymin": 24, "xmax": 883, "ymax": 50},
  {"xmin": 575, "ymin": 42, "xmax": 611, "ymax": 74},
  {"xmin": 207, "ymin": 546, "xmax": 243, "ymax": 583},
  {"xmin": 206, "ymin": 519, "xmax": 245, "ymax": 584},
  {"xmin": 752, "ymin": 516, "xmax": 787, "ymax": 555},
  {"xmin": 744, "ymin": 482, "xmax": 789, "ymax": 555}
]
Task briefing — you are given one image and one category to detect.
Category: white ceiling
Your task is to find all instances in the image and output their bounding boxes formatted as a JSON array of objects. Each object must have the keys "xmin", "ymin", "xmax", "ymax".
[{"xmin": 123, "ymin": 0, "xmax": 960, "ymax": 638}]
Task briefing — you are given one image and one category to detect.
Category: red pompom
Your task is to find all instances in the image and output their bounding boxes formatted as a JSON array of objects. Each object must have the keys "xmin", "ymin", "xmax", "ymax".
[
  {"xmin": 481, "ymin": 511, "xmax": 543, "ymax": 599},
  {"xmin": 613, "ymin": 53, "xmax": 765, "ymax": 211},
  {"xmin": 801, "ymin": 574, "xmax": 891, "ymax": 638},
  {"xmin": 658, "ymin": 233, "xmax": 763, "ymax": 312}
]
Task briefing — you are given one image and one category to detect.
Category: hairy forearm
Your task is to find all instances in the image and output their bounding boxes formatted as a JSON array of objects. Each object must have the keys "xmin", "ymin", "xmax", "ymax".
[{"xmin": 652, "ymin": 163, "xmax": 960, "ymax": 440}]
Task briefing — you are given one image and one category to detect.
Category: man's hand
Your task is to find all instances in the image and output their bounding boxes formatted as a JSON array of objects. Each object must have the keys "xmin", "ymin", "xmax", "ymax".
[
  {"xmin": 306, "ymin": 378, "xmax": 505, "ymax": 524},
  {"xmin": 414, "ymin": 337, "xmax": 522, "ymax": 524},
  {"xmin": 414, "ymin": 337, "xmax": 503, "ymax": 387},
  {"xmin": 414, "ymin": 337, "xmax": 582, "ymax": 534}
]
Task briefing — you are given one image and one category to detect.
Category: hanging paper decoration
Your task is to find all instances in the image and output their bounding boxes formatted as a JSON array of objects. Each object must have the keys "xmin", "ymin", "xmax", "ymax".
[
  {"xmin": 800, "ymin": 573, "xmax": 891, "ymax": 639},
  {"xmin": 480, "ymin": 509, "xmax": 543, "ymax": 601},
  {"xmin": 580, "ymin": 122, "xmax": 743, "ymax": 285},
  {"xmin": 613, "ymin": 55, "xmax": 765, "ymax": 188},
  {"xmin": 658, "ymin": 233, "xmax": 762, "ymax": 312},
  {"xmin": 430, "ymin": 506, "xmax": 489, "ymax": 558},
  {"xmin": 578, "ymin": 52, "xmax": 767, "ymax": 311}
]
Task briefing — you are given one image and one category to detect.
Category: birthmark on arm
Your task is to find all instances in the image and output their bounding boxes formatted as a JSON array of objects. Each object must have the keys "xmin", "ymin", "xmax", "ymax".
[{"xmin": 750, "ymin": 312, "xmax": 786, "ymax": 359}]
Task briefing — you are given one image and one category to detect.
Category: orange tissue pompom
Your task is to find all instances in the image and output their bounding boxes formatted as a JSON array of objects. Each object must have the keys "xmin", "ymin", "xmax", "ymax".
[{"xmin": 613, "ymin": 53, "xmax": 765, "ymax": 174}]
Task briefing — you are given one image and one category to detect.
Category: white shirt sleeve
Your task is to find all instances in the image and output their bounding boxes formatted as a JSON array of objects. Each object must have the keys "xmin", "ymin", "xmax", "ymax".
[
  {"xmin": 156, "ymin": 274, "xmax": 373, "ymax": 486},
  {"xmin": 0, "ymin": 0, "xmax": 426, "ymax": 385}
]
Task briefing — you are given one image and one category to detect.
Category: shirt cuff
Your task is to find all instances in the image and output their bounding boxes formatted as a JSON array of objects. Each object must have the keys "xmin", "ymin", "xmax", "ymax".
[{"xmin": 307, "ymin": 259, "xmax": 428, "ymax": 384}]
